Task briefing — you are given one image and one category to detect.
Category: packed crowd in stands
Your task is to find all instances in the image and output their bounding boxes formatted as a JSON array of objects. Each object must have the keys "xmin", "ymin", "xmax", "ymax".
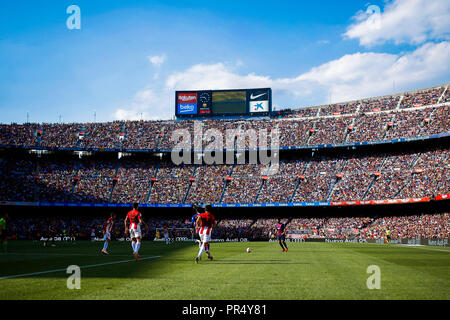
[
  {"xmin": 256, "ymin": 160, "xmax": 306, "ymax": 203},
  {"xmin": 347, "ymin": 112, "xmax": 392, "ymax": 143},
  {"xmin": 277, "ymin": 119, "xmax": 310, "ymax": 147},
  {"xmin": 360, "ymin": 95, "xmax": 400, "ymax": 113},
  {"xmin": 384, "ymin": 108, "xmax": 434, "ymax": 140},
  {"xmin": 81, "ymin": 122, "xmax": 123, "ymax": 149},
  {"xmin": 186, "ymin": 165, "xmax": 233, "ymax": 204},
  {"xmin": 329, "ymin": 155, "xmax": 385, "ymax": 201},
  {"xmin": 110, "ymin": 159, "xmax": 157, "ymax": 204},
  {"xmin": 2, "ymin": 213, "xmax": 449, "ymax": 241},
  {"xmin": 254, "ymin": 218, "xmax": 290, "ymax": 239},
  {"xmin": 0, "ymin": 123, "xmax": 38, "ymax": 146},
  {"xmin": 292, "ymin": 156, "xmax": 347, "ymax": 202},
  {"xmin": 426, "ymin": 105, "xmax": 450, "ymax": 135},
  {"xmin": 358, "ymin": 214, "xmax": 450, "ymax": 239},
  {"xmin": 71, "ymin": 159, "xmax": 117, "ymax": 203},
  {"xmin": 221, "ymin": 163, "xmax": 270, "ymax": 203},
  {"xmin": 396, "ymin": 149, "xmax": 449, "ymax": 199},
  {"xmin": 276, "ymin": 106, "xmax": 319, "ymax": 118},
  {"xmin": 400, "ymin": 87, "xmax": 444, "ymax": 109},
  {"xmin": 121, "ymin": 121, "xmax": 165, "ymax": 150},
  {"xmin": 1, "ymin": 85, "xmax": 448, "ymax": 150},
  {"xmin": 0, "ymin": 158, "xmax": 36, "ymax": 202},
  {"xmin": 40, "ymin": 123, "xmax": 80, "ymax": 148},
  {"xmin": 308, "ymin": 116, "xmax": 353, "ymax": 145},
  {"xmin": 287, "ymin": 213, "xmax": 450, "ymax": 239},
  {"xmin": 443, "ymin": 89, "xmax": 450, "ymax": 103},
  {"xmin": 319, "ymin": 102, "xmax": 360, "ymax": 116},
  {"xmin": 287, "ymin": 216, "xmax": 373, "ymax": 239},
  {"xmin": 0, "ymin": 147, "xmax": 447, "ymax": 204},
  {"xmin": 149, "ymin": 163, "xmax": 195, "ymax": 203},
  {"xmin": 214, "ymin": 219, "xmax": 255, "ymax": 239},
  {"xmin": 38, "ymin": 157, "xmax": 77, "ymax": 202}
]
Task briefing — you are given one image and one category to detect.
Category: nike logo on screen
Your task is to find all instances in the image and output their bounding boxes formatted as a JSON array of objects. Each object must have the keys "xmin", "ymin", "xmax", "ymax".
[{"xmin": 250, "ymin": 93, "xmax": 267, "ymax": 100}]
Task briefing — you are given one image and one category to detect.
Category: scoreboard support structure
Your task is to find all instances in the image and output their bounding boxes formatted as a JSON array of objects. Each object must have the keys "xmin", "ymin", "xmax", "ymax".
[{"xmin": 175, "ymin": 88, "xmax": 272, "ymax": 118}]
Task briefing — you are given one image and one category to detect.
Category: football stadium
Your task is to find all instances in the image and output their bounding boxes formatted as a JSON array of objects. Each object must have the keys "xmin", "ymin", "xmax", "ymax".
[{"xmin": 0, "ymin": 0, "xmax": 449, "ymax": 309}]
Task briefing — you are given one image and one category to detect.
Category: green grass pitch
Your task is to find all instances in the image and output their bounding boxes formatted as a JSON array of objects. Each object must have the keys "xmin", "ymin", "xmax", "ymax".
[{"xmin": 0, "ymin": 240, "xmax": 449, "ymax": 300}]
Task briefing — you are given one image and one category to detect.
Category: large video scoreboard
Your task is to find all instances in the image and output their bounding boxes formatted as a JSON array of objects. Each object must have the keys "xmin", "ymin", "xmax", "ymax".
[{"xmin": 175, "ymin": 88, "xmax": 272, "ymax": 118}]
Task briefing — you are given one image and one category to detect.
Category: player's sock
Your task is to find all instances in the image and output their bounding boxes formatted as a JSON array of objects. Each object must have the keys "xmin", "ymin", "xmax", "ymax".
[
  {"xmin": 283, "ymin": 242, "xmax": 288, "ymax": 250},
  {"xmin": 103, "ymin": 241, "xmax": 108, "ymax": 251},
  {"xmin": 279, "ymin": 242, "xmax": 284, "ymax": 250},
  {"xmin": 2, "ymin": 241, "xmax": 7, "ymax": 252},
  {"xmin": 132, "ymin": 240, "xmax": 136, "ymax": 252},
  {"xmin": 197, "ymin": 244, "xmax": 205, "ymax": 258},
  {"xmin": 135, "ymin": 241, "xmax": 141, "ymax": 254}
]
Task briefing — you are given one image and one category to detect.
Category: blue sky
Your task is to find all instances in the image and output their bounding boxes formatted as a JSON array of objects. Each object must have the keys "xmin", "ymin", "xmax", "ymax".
[{"xmin": 0, "ymin": 0, "xmax": 449, "ymax": 123}]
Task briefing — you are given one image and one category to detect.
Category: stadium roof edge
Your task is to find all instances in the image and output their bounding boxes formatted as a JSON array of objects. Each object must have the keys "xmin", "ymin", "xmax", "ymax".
[{"xmin": 286, "ymin": 83, "xmax": 449, "ymax": 113}]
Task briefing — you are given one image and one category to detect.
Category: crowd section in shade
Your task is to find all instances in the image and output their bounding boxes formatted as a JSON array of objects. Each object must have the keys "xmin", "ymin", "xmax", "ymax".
[
  {"xmin": 1, "ymin": 86, "xmax": 449, "ymax": 151},
  {"xmin": 3, "ymin": 214, "xmax": 449, "ymax": 241},
  {"xmin": 286, "ymin": 213, "xmax": 450, "ymax": 240},
  {"xmin": 0, "ymin": 148, "xmax": 448, "ymax": 204}
]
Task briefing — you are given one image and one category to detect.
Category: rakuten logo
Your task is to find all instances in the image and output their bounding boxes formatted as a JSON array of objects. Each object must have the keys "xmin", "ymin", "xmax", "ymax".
[
  {"xmin": 179, "ymin": 95, "xmax": 196, "ymax": 101},
  {"xmin": 177, "ymin": 93, "xmax": 197, "ymax": 103}
]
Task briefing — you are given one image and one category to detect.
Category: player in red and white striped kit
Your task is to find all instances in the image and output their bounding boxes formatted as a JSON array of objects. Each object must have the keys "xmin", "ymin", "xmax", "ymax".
[
  {"xmin": 101, "ymin": 212, "xmax": 116, "ymax": 255},
  {"xmin": 195, "ymin": 205, "xmax": 216, "ymax": 263},
  {"xmin": 124, "ymin": 203, "xmax": 148, "ymax": 261}
]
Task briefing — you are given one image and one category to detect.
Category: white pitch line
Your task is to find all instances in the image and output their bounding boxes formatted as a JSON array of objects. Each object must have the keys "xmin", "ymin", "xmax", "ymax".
[
  {"xmin": 0, "ymin": 255, "xmax": 162, "ymax": 280},
  {"xmin": 3, "ymin": 252, "xmax": 146, "ymax": 257},
  {"xmin": 406, "ymin": 246, "xmax": 450, "ymax": 253}
]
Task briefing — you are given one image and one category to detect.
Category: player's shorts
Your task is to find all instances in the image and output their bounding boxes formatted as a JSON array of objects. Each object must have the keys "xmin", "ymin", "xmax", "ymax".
[
  {"xmin": 129, "ymin": 226, "xmax": 142, "ymax": 239},
  {"xmin": 0, "ymin": 229, "xmax": 7, "ymax": 241},
  {"xmin": 199, "ymin": 232, "xmax": 211, "ymax": 244},
  {"xmin": 103, "ymin": 232, "xmax": 111, "ymax": 240},
  {"xmin": 199, "ymin": 227, "xmax": 212, "ymax": 244},
  {"xmin": 278, "ymin": 234, "xmax": 286, "ymax": 241},
  {"xmin": 386, "ymin": 235, "xmax": 391, "ymax": 240}
]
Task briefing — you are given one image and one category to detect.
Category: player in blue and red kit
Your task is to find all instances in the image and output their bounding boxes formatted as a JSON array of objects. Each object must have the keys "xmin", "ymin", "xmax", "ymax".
[
  {"xmin": 190, "ymin": 205, "xmax": 202, "ymax": 248},
  {"xmin": 275, "ymin": 219, "xmax": 288, "ymax": 252}
]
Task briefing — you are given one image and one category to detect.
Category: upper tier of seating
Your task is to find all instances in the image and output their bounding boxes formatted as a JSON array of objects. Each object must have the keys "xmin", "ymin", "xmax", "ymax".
[{"xmin": 1, "ymin": 85, "xmax": 449, "ymax": 150}]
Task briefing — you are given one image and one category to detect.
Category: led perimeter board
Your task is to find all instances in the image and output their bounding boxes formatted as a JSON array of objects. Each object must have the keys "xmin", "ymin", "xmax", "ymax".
[{"xmin": 175, "ymin": 88, "xmax": 272, "ymax": 118}]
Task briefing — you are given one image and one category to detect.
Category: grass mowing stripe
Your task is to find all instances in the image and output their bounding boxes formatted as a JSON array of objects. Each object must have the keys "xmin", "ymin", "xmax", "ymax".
[{"xmin": 0, "ymin": 255, "xmax": 162, "ymax": 280}]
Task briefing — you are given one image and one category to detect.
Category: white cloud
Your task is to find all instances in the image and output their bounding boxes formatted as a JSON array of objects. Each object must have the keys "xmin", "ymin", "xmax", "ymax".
[
  {"xmin": 295, "ymin": 41, "xmax": 450, "ymax": 102},
  {"xmin": 344, "ymin": 0, "xmax": 450, "ymax": 46},
  {"xmin": 148, "ymin": 54, "xmax": 167, "ymax": 67},
  {"xmin": 113, "ymin": 88, "xmax": 173, "ymax": 120},
  {"xmin": 114, "ymin": 41, "xmax": 450, "ymax": 120}
]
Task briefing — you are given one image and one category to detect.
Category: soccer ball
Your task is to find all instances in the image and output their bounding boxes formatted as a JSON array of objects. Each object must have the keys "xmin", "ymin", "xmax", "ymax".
[{"xmin": 246, "ymin": 247, "xmax": 252, "ymax": 253}]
